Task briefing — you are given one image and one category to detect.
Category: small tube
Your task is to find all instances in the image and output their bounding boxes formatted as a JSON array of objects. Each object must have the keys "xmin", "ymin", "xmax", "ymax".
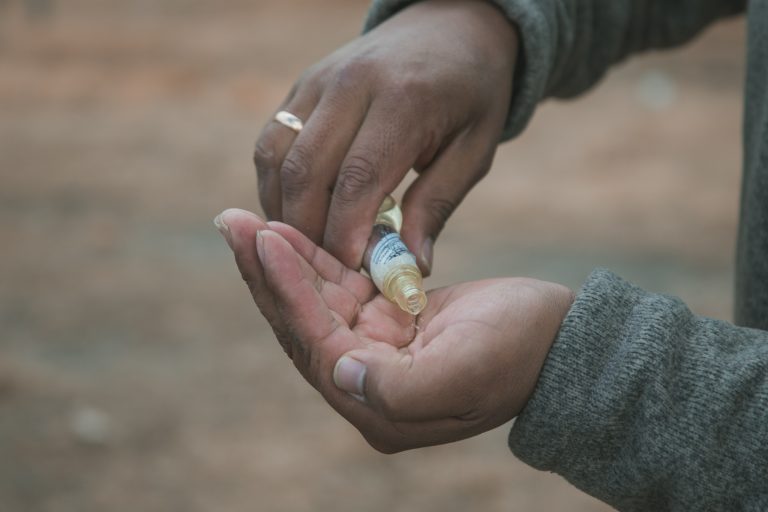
[{"xmin": 362, "ymin": 198, "xmax": 427, "ymax": 315}]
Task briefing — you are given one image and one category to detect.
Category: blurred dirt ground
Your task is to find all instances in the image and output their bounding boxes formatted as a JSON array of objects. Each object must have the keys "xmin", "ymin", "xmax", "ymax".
[{"xmin": 0, "ymin": 1, "xmax": 746, "ymax": 511}]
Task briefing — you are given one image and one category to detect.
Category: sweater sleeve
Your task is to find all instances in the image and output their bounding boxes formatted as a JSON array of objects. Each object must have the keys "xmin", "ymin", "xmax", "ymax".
[
  {"xmin": 364, "ymin": 0, "xmax": 746, "ymax": 139},
  {"xmin": 509, "ymin": 269, "xmax": 768, "ymax": 511}
]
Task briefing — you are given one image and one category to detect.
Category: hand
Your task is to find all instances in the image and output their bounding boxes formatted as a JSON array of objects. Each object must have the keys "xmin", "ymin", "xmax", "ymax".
[
  {"xmin": 215, "ymin": 209, "xmax": 574, "ymax": 453},
  {"xmin": 254, "ymin": 0, "xmax": 518, "ymax": 275}
]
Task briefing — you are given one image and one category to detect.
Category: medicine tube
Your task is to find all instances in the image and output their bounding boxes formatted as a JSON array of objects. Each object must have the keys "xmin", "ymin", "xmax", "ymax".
[{"xmin": 362, "ymin": 196, "xmax": 428, "ymax": 315}]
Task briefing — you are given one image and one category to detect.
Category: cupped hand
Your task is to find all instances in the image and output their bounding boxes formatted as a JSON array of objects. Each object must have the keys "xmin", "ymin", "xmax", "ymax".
[
  {"xmin": 254, "ymin": 0, "xmax": 518, "ymax": 275},
  {"xmin": 216, "ymin": 209, "xmax": 574, "ymax": 453}
]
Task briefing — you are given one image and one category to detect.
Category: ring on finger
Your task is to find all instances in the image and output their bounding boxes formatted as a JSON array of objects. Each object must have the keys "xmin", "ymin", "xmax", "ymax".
[{"xmin": 274, "ymin": 110, "xmax": 304, "ymax": 133}]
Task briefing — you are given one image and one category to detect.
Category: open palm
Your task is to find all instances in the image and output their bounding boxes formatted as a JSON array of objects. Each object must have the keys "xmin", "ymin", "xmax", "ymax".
[{"xmin": 217, "ymin": 209, "xmax": 573, "ymax": 453}]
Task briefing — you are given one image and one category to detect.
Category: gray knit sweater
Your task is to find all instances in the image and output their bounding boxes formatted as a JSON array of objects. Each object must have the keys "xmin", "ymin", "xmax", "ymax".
[{"xmin": 365, "ymin": 1, "xmax": 768, "ymax": 509}]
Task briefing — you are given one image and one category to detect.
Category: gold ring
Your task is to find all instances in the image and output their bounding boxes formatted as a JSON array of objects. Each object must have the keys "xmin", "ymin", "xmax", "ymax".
[{"xmin": 274, "ymin": 111, "xmax": 304, "ymax": 133}]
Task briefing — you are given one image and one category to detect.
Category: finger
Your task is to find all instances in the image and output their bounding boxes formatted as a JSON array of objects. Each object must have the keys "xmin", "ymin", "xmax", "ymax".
[
  {"xmin": 323, "ymin": 99, "xmax": 423, "ymax": 270},
  {"xmin": 267, "ymin": 223, "xmax": 416, "ymax": 349},
  {"xmin": 288, "ymin": 242, "xmax": 370, "ymax": 329},
  {"xmin": 256, "ymin": 230, "xmax": 367, "ymax": 377},
  {"xmin": 253, "ymin": 229, "xmax": 392, "ymax": 432},
  {"xmin": 400, "ymin": 132, "xmax": 496, "ymax": 276},
  {"xmin": 267, "ymin": 220, "xmax": 376, "ymax": 306},
  {"xmin": 215, "ymin": 208, "xmax": 293, "ymax": 357},
  {"xmin": 254, "ymin": 84, "xmax": 321, "ymax": 221},
  {"xmin": 257, "ymin": 229, "xmax": 396, "ymax": 417},
  {"xmin": 279, "ymin": 86, "xmax": 370, "ymax": 243}
]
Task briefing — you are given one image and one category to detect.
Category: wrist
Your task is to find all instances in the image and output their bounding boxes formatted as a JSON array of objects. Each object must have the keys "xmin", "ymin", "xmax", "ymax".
[
  {"xmin": 396, "ymin": 0, "xmax": 519, "ymax": 61},
  {"xmin": 508, "ymin": 280, "xmax": 576, "ymax": 420}
]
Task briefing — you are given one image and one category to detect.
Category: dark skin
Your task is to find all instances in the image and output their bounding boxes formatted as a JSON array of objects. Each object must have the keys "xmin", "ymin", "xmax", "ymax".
[{"xmin": 253, "ymin": 0, "xmax": 517, "ymax": 275}]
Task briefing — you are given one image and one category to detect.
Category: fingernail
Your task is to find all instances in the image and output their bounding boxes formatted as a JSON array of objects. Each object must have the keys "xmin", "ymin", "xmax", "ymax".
[
  {"xmin": 255, "ymin": 230, "xmax": 266, "ymax": 261},
  {"xmin": 214, "ymin": 212, "xmax": 233, "ymax": 249},
  {"xmin": 333, "ymin": 356, "xmax": 367, "ymax": 401},
  {"xmin": 420, "ymin": 238, "xmax": 434, "ymax": 276}
]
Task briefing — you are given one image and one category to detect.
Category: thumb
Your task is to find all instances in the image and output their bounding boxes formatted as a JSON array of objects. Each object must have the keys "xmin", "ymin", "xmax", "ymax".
[
  {"xmin": 333, "ymin": 344, "xmax": 469, "ymax": 422},
  {"xmin": 400, "ymin": 138, "xmax": 494, "ymax": 277}
]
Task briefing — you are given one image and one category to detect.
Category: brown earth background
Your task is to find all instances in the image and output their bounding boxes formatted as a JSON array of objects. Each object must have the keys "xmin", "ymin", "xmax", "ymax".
[{"xmin": 0, "ymin": 1, "xmax": 747, "ymax": 511}]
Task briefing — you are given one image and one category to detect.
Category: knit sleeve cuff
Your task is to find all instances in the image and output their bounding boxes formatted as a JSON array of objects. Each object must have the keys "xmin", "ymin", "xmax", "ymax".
[{"xmin": 508, "ymin": 268, "xmax": 650, "ymax": 473}]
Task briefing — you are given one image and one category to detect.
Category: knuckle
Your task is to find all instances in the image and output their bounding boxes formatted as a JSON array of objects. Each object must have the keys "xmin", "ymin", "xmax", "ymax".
[
  {"xmin": 280, "ymin": 144, "xmax": 314, "ymax": 199},
  {"xmin": 394, "ymin": 77, "xmax": 428, "ymax": 99},
  {"xmin": 474, "ymin": 157, "xmax": 494, "ymax": 182},
  {"xmin": 253, "ymin": 140, "xmax": 277, "ymax": 174},
  {"xmin": 335, "ymin": 153, "xmax": 378, "ymax": 203},
  {"xmin": 364, "ymin": 433, "xmax": 404, "ymax": 455},
  {"xmin": 384, "ymin": 77, "xmax": 430, "ymax": 109},
  {"xmin": 295, "ymin": 69, "xmax": 326, "ymax": 99},
  {"xmin": 334, "ymin": 56, "xmax": 375, "ymax": 90},
  {"xmin": 369, "ymin": 440, "xmax": 400, "ymax": 455},
  {"xmin": 425, "ymin": 197, "xmax": 458, "ymax": 231},
  {"xmin": 290, "ymin": 62, "xmax": 325, "ymax": 97}
]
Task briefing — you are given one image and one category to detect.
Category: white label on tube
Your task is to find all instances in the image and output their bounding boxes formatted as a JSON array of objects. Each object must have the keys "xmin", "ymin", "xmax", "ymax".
[{"xmin": 370, "ymin": 233, "xmax": 417, "ymax": 289}]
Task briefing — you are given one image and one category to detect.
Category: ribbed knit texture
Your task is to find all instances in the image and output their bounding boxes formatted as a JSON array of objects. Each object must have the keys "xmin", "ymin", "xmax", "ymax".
[{"xmin": 510, "ymin": 269, "xmax": 768, "ymax": 510}]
